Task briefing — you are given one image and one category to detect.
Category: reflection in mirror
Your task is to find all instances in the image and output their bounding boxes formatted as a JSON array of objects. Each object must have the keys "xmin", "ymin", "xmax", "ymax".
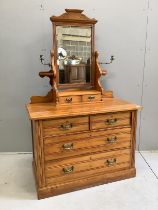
[{"xmin": 56, "ymin": 26, "xmax": 92, "ymax": 85}]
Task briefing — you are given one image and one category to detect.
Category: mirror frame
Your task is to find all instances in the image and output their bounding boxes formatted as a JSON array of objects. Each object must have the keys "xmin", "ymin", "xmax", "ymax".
[{"xmin": 50, "ymin": 9, "xmax": 97, "ymax": 89}]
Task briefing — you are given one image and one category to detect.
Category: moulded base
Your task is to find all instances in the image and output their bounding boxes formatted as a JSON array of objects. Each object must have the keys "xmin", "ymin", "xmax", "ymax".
[{"xmin": 33, "ymin": 164, "xmax": 136, "ymax": 199}]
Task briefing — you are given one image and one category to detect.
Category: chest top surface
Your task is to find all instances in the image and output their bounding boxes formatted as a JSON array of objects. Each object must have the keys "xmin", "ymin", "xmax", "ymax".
[{"xmin": 27, "ymin": 98, "xmax": 141, "ymax": 120}]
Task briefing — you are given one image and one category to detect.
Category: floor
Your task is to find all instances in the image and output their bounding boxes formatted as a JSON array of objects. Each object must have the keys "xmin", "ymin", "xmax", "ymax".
[{"xmin": 0, "ymin": 152, "xmax": 158, "ymax": 210}]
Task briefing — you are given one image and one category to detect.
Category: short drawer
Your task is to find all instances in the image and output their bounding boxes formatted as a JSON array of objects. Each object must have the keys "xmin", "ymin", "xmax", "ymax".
[
  {"xmin": 42, "ymin": 116, "xmax": 89, "ymax": 137},
  {"xmin": 82, "ymin": 94, "xmax": 102, "ymax": 102},
  {"xmin": 91, "ymin": 112, "xmax": 131, "ymax": 130},
  {"xmin": 45, "ymin": 149, "xmax": 131, "ymax": 185},
  {"xmin": 59, "ymin": 95, "xmax": 81, "ymax": 104},
  {"xmin": 44, "ymin": 128, "xmax": 131, "ymax": 161}
]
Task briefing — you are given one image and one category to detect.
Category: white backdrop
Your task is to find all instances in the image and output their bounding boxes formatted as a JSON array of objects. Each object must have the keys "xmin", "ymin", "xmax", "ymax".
[{"xmin": 0, "ymin": 0, "xmax": 157, "ymax": 151}]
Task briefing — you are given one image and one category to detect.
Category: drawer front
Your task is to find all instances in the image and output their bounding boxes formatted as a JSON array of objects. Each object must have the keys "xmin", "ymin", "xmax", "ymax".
[
  {"xmin": 43, "ymin": 116, "xmax": 89, "ymax": 137},
  {"xmin": 82, "ymin": 94, "xmax": 102, "ymax": 102},
  {"xmin": 44, "ymin": 128, "xmax": 131, "ymax": 161},
  {"xmin": 59, "ymin": 95, "xmax": 81, "ymax": 104},
  {"xmin": 45, "ymin": 149, "xmax": 131, "ymax": 185},
  {"xmin": 91, "ymin": 112, "xmax": 131, "ymax": 130}
]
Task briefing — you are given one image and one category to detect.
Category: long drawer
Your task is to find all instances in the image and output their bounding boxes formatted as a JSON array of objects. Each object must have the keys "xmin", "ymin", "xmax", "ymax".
[
  {"xmin": 44, "ymin": 128, "xmax": 131, "ymax": 161},
  {"xmin": 42, "ymin": 116, "xmax": 89, "ymax": 137},
  {"xmin": 91, "ymin": 112, "xmax": 131, "ymax": 130},
  {"xmin": 45, "ymin": 149, "xmax": 131, "ymax": 185}
]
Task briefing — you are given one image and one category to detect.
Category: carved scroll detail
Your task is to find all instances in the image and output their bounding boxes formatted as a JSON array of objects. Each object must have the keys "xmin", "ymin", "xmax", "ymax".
[
  {"xmin": 95, "ymin": 51, "xmax": 113, "ymax": 98},
  {"xmin": 95, "ymin": 51, "xmax": 106, "ymax": 94}
]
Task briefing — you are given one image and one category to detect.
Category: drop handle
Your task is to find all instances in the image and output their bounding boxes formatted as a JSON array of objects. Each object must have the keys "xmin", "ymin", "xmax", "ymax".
[
  {"xmin": 62, "ymin": 143, "xmax": 73, "ymax": 150},
  {"xmin": 65, "ymin": 97, "xmax": 72, "ymax": 103},
  {"xmin": 63, "ymin": 166, "xmax": 74, "ymax": 174},
  {"xmin": 106, "ymin": 158, "xmax": 116, "ymax": 166},
  {"xmin": 60, "ymin": 122, "xmax": 73, "ymax": 130},
  {"xmin": 106, "ymin": 118, "xmax": 117, "ymax": 125},
  {"xmin": 88, "ymin": 96, "xmax": 95, "ymax": 100},
  {"xmin": 107, "ymin": 136, "xmax": 117, "ymax": 144}
]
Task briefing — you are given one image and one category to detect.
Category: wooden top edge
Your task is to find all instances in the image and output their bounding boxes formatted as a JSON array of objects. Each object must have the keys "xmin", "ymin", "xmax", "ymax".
[
  {"xmin": 65, "ymin": 9, "xmax": 84, "ymax": 13},
  {"xmin": 50, "ymin": 9, "xmax": 97, "ymax": 24},
  {"xmin": 26, "ymin": 98, "xmax": 141, "ymax": 120},
  {"xmin": 58, "ymin": 90, "xmax": 101, "ymax": 97}
]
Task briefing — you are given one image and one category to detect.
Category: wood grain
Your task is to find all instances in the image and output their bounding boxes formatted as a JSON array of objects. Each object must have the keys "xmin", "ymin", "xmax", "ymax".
[
  {"xmin": 58, "ymin": 89, "xmax": 101, "ymax": 97},
  {"xmin": 27, "ymin": 98, "xmax": 141, "ymax": 120},
  {"xmin": 37, "ymin": 168, "xmax": 136, "ymax": 199},
  {"xmin": 42, "ymin": 116, "xmax": 89, "ymax": 136},
  {"xmin": 91, "ymin": 112, "xmax": 131, "ymax": 130},
  {"xmin": 28, "ymin": 98, "xmax": 140, "ymax": 199},
  {"xmin": 91, "ymin": 112, "xmax": 130, "ymax": 122},
  {"xmin": 44, "ymin": 128, "xmax": 131, "ymax": 161},
  {"xmin": 30, "ymin": 90, "xmax": 54, "ymax": 104},
  {"xmin": 45, "ymin": 149, "xmax": 130, "ymax": 182},
  {"xmin": 50, "ymin": 9, "xmax": 97, "ymax": 24},
  {"xmin": 131, "ymin": 111, "xmax": 137, "ymax": 168},
  {"xmin": 32, "ymin": 121, "xmax": 46, "ymax": 188}
]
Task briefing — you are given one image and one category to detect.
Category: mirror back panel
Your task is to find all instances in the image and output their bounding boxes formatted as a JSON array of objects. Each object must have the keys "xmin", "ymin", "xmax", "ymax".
[{"xmin": 56, "ymin": 25, "xmax": 92, "ymax": 86}]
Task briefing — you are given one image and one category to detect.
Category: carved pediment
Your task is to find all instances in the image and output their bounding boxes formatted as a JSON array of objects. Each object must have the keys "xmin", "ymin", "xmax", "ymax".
[{"xmin": 50, "ymin": 9, "xmax": 97, "ymax": 24}]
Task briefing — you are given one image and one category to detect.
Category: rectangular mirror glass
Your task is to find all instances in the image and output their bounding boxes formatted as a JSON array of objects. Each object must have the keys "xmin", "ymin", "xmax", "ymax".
[{"xmin": 56, "ymin": 25, "xmax": 92, "ymax": 85}]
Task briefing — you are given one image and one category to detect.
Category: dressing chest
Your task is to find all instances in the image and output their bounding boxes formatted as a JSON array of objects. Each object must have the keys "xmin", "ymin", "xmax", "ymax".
[{"xmin": 27, "ymin": 9, "xmax": 141, "ymax": 199}]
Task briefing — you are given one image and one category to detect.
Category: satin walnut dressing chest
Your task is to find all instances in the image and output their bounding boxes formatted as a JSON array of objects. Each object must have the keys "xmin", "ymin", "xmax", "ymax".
[{"xmin": 26, "ymin": 9, "xmax": 141, "ymax": 199}]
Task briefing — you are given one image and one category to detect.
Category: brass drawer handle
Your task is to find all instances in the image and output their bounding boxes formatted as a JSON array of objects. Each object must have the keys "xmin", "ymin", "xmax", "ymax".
[
  {"xmin": 62, "ymin": 143, "xmax": 73, "ymax": 150},
  {"xmin": 106, "ymin": 118, "xmax": 117, "ymax": 125},
  {"xmin": 106, "ymin": 158, "xmax": 116, "ymax": 166},
  {"xmin": 65, "ymin": 97, "xmax": 72, "ymax": 103},
  {"xmin": 63, "ymin": 166, "xmax": 74, "ymax": 174},
  {"xmin": 88, "ymin": 96, "xmax": 95, "ymax": 100},
  {"xmin": 60, "ymin": 122, "xmax": 72, "ymax": 130},
  {"xmin": 107, "ymin": 136, "xmax": 117, "ymax": 144}
]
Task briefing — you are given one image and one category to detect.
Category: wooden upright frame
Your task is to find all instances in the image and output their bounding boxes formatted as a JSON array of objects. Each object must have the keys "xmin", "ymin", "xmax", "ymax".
[{"xmin": 30, "ymin": 9, "xmax": 112, "ymax": 105}]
